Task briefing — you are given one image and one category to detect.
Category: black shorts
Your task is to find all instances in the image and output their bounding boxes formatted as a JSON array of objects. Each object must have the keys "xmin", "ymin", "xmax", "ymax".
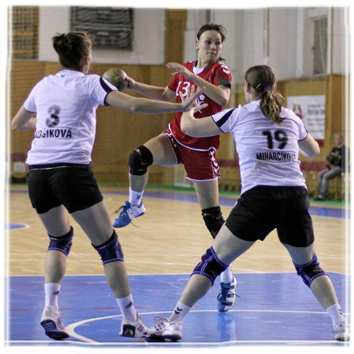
[
  {"xmin": 27, "ymin": 165, "xmax": 103, "ymax": 214},
  {"xmin": 225, "ymin": 186, "xmax": 314, "ymax": 247}
]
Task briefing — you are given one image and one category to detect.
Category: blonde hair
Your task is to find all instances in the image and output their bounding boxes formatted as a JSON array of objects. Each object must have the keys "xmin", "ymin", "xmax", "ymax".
[{"xmin": 245, "ymin": 65, "xmax": 285, "ymax": 124}]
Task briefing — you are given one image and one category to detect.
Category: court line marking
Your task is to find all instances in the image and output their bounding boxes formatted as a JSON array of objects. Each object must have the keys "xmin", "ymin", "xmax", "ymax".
[
  {"xmin": 7, "ymin": 223, "xmax": 29, "ymax": 230},
  {"xmin": 7, "ymin": 339, "xmax": 342, "ymax": 346},
  {"xmin": 64, "ymin": 308, "xmax": 347, "ymax": 345},
  {"xmin": 9, "ymin": 271, "xmax": 348, "ymax": 277}
]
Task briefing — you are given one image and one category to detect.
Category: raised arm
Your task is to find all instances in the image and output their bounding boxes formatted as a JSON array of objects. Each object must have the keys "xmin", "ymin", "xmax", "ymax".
[
  {"xmin": 166, "ymin": 62, "xmax": 231, "ymax": 106},
  {"xmin": 11, "ymin": 106, "xmax": 36, "ymax": 131},
  {"xmin": 105, "ymin": 89, "xmax": 199, "ymax": 115},
  {"xmin": 298, "ymin": 134, "xmax": 320, "ymax": 157}
]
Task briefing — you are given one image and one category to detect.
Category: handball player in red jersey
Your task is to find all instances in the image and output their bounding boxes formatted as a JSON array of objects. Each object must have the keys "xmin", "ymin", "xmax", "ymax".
[{"xmin": 113, "ymin": 23, "xmax": 237, "ymax": 312}]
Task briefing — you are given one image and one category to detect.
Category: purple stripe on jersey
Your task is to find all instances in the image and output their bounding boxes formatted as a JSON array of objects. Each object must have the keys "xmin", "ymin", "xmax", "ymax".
[
  {"xmin": 215, "ymin": 108, "xmax": 235, "ymax": 128},
  {"xmin": 99, "ymin": 77, "xmax": 114, "ymax": 106}
]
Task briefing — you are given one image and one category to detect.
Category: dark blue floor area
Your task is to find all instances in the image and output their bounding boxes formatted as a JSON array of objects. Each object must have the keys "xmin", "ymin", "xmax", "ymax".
[{"xmin": 8, "ymin": 272, "xmax": 349, "ymax": 346}]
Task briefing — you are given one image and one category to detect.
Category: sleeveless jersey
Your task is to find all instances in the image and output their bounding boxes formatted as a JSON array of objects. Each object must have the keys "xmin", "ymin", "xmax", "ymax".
[
  {"xmin": 168, "ymin": 60, "xmax": 232, "ymax": 150},
  {"xmin": 212, "ymin": 100, "xmax": 308, "ymax": 194},
  {"xmin": 23, "ymin": 69, "xmax": 116, "ymax": 165}
]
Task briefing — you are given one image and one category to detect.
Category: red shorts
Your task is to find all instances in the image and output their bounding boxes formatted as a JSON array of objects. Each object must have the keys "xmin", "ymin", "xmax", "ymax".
[{"xmin": 166, "ymin": 130, "xmax": 220, "ymax": 181}]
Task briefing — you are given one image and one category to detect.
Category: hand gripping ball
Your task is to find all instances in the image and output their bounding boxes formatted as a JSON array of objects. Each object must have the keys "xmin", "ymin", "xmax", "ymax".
[{"xmin": 103, "ymin": 68, "xmax": 128, "ymax": 91}]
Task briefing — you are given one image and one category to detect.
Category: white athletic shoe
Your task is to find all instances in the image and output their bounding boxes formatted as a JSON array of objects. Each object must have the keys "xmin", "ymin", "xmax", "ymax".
[
  {"xmin": 333, "ymin": 314, "xmax": 350, "ymax": 341},
  {"xmin": 217, "ymin": 276, "xmax": 237, "ymax": 312},
  {"xmin": 120, "ymin": 315, "xmax": 154, "ymax": 338},
  {"xmin": 40, "ymin": 306, "xmax": 69, "ymax": 340},
  {"xmin": 153, "ymin": 317, "xmax": 182, "ymax": 341}
]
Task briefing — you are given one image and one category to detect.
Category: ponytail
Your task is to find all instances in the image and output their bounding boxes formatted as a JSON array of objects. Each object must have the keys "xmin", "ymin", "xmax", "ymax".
[
  {"xmin": 260, "ymin": 90, "xmax": 285, "ymax": 124},
  {"xmin": 245, "ymin": 65, "xmax": 285, "ymax": 124}
]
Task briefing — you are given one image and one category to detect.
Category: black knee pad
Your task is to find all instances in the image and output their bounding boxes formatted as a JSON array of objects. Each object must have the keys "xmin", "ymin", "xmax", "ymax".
[
  {"xmin": 192, "ymin": 247, "xmax": 228, "ymax": 285},
  {"xmin": 294, "ymin": 254, "xmax": 326, "ymax": 287},
  {"xmin": 92, "ymin": 231, "xmax": 124, "ymax": 264},
  {"xmin": 128, "ymin": 145, "xmax": 153, "ymax": 176},
  {"xmin": 48, "ymin": 226, "xmax": 73, "ymax": 256},
  {"xmin": 202, "ymin": 206, "xmax": 225, "ymax": 238}
]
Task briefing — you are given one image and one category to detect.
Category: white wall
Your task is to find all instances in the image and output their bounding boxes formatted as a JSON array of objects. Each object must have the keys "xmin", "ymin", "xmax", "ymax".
[
  {"xmin": 38, "ymin": 7, "xmax": 347, "ymax": 77},
  {"xmin": 269, "ymin": 8, "xmax": 299, "ymax": 79},
  {"xmin": 332, "ymin": 7, "xmax": 349, "ymax": 74},
  {"xmin": 39, "ymin": 7, "xmax": 165, "ymax": 65}
]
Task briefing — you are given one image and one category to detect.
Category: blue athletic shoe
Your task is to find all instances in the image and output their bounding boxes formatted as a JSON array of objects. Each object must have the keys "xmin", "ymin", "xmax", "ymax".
[
  {"xmin": 217, "ymin": 276, "xmax": 237, "ymax": 312},
  {"xmin": 113, "ymin": 201, "xmax": 145, "ymax": 228}
]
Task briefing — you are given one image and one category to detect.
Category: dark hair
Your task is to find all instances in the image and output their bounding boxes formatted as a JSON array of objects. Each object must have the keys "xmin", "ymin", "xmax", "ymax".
[
  {"xmin": 245, "ymin": 65, "xmax": 285, "ymax": 124},
  {"xmin": 52, "ymin": 32, "xmax": 92, "ymax": 71},
  {"xmin": 196, "ymin": 23, "xmax": 226, "ymax": 42}
]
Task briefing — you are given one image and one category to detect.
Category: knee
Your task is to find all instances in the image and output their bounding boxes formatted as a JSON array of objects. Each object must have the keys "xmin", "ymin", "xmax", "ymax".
[
  {"xmin": 92, "ymin": 230, "xmax": 124, "ymax": 264},
  {"xmin": 192, "ymin": 247, "xmax": 228, "ymax": 285},
  {"xmin": 202, "ymin": 206, "xmax": 225, "ymax": 238},
  {"xmin": 128, "ymin": 145, "xmax": 153, "ymax": 176},
  {"xmin": 294, "ymin": 254, "xmax": 326, "ymax": 287},
  {"xmin": 48, "ymin": 226, "xmax": 73, "ymax": 256}
]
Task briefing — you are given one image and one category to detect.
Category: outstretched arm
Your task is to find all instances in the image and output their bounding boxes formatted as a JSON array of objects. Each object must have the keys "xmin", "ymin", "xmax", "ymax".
[
  {"xmin": 124, "ymin": 74, "xmax": 175, "ymax": 102},
  {"xmin": 166, "ymin": 62, "xmax": 231, "ymax": 106},
  {"xmin": 11, "ymin": 106, "xmax": 36, "ymax": 131},
  {"xmin": 105, "ymin": 89, "xmax": 200, "ymax": 115},
  {"xmin": 180, "ymin": 108, "xmax": 221, "ymax": 138}
]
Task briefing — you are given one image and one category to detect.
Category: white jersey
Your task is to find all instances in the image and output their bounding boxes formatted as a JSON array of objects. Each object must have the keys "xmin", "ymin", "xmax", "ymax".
[
  {"xmin": 23, "ymin": 69, "xmax": 116, "ymax": 166},
  {"xmin": 212, "ymin": 100, "xmax": 308, "ymax": 194}
]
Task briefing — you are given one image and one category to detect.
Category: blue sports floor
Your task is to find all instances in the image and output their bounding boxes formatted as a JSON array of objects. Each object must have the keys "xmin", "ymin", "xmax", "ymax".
[
  {"xmin": 8, "ymin": 272, "xmax": 348, "ymax": 346},
  {"xmin": 7, "ymin": 189, "xmax": 350, "ymax": 347}
]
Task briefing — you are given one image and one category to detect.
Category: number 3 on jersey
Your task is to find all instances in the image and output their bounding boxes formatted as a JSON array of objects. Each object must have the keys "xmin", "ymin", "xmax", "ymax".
[
  {"xmin": 176, "ymin": 81, "xmax": 205, "ymax": 107},
  {"xmin": 262, "ymin": 129, "xmax": 288, "ymax": 149},
  {"xmin": 176, "ymin": 81, "xmax": 191, "ymax": 100}
]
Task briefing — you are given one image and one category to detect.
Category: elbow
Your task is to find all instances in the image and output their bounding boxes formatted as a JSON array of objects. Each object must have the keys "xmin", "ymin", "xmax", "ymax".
[{"xmin": 307, "ymin": 146, "xmax": 321, "ymax": 158}]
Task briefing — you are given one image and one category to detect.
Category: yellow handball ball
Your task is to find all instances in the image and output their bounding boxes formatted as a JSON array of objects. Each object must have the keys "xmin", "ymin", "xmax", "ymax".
[{"xmin": 103, "ymin": 68, "xmax": 128, "ymax": 91}]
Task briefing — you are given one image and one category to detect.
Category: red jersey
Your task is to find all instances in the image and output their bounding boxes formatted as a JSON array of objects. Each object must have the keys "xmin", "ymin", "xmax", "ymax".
[{"xmin": 168, "ymin": 60, "xmax": 233, "ymax": 150}]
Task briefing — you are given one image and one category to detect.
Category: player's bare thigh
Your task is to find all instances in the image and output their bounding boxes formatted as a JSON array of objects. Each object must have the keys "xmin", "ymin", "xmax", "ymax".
[
  {"xmin": 144, "ymin": 133, "xmax": 178, "ymax": 166},
  {"xmin": 38, "ymin": 205, "xmax": 71, "ymax": 236},
  {"xmin": 194, "ymin": 179, "xmax": 220, "ymax": 209}
]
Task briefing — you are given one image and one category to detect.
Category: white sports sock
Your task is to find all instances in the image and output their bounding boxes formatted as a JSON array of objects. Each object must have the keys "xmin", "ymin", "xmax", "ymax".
[
  {"xmin": 44, "ymin": 283, "xmax": 61, "ymax": 311},
  {"xmin": 116, "ymin": 295, "xmax": 138, "ymax": 322},
  {"xmin": 129, "ymin": 188, "xmax": 144, "ymax": 206},
  {"xmin": 168, "ymin": 301, "xmax": 191, "ymax": 322},
  {"xmin": 326, "ymin": 303, "xmax": 343, "ymax": 326},
  {"xmin": 220, "ymin": 268, "xmax": 234, "ymax": 283}
]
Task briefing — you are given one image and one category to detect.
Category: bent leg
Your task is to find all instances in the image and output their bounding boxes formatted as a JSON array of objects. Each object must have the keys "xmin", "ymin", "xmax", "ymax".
[
  {"xmin": 283, "ymin": 242, "xmax": 348, "ymax": 340},
  {"xmin": 283, "ymin": 243, "xmax": 339, "ymax": 309},
  {"xmin": 194, "ymin": 180, "xmax": 235, "ymax": 286},
  {"xmin": 316, "ymin": 168, "xmax": 327, "ymax": 196},
  {"xmin": 177, "ymin": 225, "xmax": 254, "ymax": 310},
  {"xmin": 38, "ymin": 205, "xmax": 72, "ymax": 339},
  {"xmin": 320, "ymin": 167, "xmax": 342, "ymax": 197},
  {"xmin": 130, "ymin": 133, "xmax": 178, "ymax": 193},
  {"xmin": 114, "ymin": 134, "xmax": 178, "ymax": 228},
  {"xmin": 38, "ymin": 205, "xmax": 71, "ymax": 284},
  {"xmin": 71, "ymin": 201, "xmax": 130, "ymax": 298}
]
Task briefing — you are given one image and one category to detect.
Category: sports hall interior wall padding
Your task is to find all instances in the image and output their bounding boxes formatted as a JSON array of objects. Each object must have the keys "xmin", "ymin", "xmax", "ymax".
[{"xmin": 9, "ymin": 9, "xmax": 346, "ymax": 197}]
